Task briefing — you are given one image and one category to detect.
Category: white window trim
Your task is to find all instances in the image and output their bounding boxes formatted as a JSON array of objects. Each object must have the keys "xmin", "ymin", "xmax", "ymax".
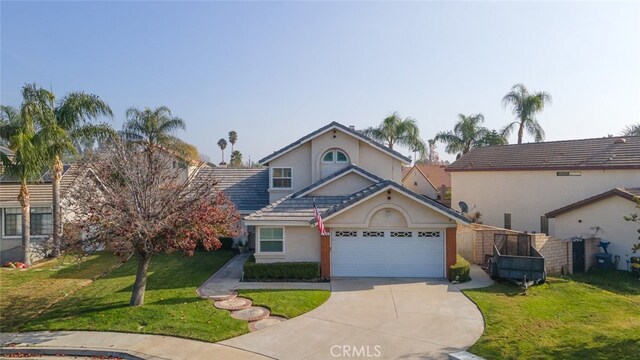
[
  {"xmin": 257, "ymin": 226, "xmax": 285, "ymax": 254},
  {"xmin": 321, "ymin": 149, "xmax": 349, "ymax": 164},
  {"xmin": 270, "ymin": 167, "xmax": 293, "ymax": 190}
]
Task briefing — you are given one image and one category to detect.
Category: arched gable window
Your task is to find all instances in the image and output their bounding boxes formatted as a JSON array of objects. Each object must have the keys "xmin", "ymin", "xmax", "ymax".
[{"xmin": 322, "ymin": 149, "xmax": 349, "ymax": 164}]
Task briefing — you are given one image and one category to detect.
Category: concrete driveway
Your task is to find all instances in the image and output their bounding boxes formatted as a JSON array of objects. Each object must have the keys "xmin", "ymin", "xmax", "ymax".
[{"xmin": 221, "ymin": 277, "xmax": 486, "ymax": 360}]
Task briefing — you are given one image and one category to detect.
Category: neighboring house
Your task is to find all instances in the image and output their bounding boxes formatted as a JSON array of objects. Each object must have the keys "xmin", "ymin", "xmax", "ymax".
[
  {"xmin": 0, "ymin": 163, "xmax": 82, "ymax": 263},
  {"xmin": 243, "ymin": 122, "xmax": 469, "ymax": 279},
  {"xmin": 546, "ymin": 188, "xmax": 640, "ymax": 271},
  {"xmin": 402, "ymin": 164, "xmax": 451, "ymax": 206},
  {"xmin": 448, "ymin": 136, "xmax": 640, "ymax": 234}
]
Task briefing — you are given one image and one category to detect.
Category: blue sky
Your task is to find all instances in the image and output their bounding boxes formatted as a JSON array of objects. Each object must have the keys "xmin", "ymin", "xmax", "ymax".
[{"xmin": 2, "ymin": 1, "xmax": 639, "ymax": 163}]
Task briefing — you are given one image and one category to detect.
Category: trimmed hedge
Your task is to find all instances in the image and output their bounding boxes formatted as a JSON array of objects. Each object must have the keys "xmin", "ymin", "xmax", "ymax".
[
  {"xmin": 243, "ymin": 257, "xmax": 320, "ymax": 281},
  {"xmin": 449, "ymin": 254, "xmax": 471, "ymax": 283},
  {"xmin": 631, "ymin": 257, "xmax": 640, "ymax": 277}
]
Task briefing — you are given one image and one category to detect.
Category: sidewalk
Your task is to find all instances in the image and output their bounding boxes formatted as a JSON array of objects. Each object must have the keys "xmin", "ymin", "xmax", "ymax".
[
  {"xmin": 197, "ymin": 252, "xmax": 329, "ymax": 298},
  {"xmin": 1, "ymin": 331, "xmax": 271, "ymax": 360},
  {"xmin": 453, "ymin": 264, "xmax": 494, "ymax": 291}
]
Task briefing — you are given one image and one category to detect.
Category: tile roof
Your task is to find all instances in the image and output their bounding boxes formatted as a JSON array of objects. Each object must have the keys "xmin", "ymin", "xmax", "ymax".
[
  {"xmin": 447, "ymin": 136, "xmax": 640, "ymax": 172},
  {"xmin": 258, "ymin": 121, "xmax": 412, "ymax": 165},
  {"xmin": 316, "ymin": 180, "xmax": 469, "ymax": 224},
  {"xmin": 404, "ymin": 164, "xmax": 451, "ymax": 189},
  {"xmin": 292, "ymin": 164, "xmax": 383, "ymax": 198},
  {"xmin": 546, "ymin": 187, "xmax": 640, "ymax": 217},
  {"xmin": 0, "ymin": 164, "xmax": 72, "ymax": 184},
  {"xmin": 196, "ymin": 167, "xmax": 270, "ymax": 212},
  {"xmin": 244, "ymin": 195, "xmax": 348, "ymax": 222}
]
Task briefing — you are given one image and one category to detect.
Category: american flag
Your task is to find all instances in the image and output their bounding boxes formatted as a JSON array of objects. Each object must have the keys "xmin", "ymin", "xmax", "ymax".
[{"xmin": 313, "ymin": 199, "xmax": 327, "ymax": 235}]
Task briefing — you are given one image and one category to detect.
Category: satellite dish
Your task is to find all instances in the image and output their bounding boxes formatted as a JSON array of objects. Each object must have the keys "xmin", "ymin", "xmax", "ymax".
[{"xmin": 459, "ymin": 201, "xmax": 469, "ymax": 215}]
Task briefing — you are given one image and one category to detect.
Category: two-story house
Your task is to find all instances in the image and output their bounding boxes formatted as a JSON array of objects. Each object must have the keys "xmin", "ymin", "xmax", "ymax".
[{"xmin": 242, "ymin": 122, "xmax": 469, "ymax": 279}]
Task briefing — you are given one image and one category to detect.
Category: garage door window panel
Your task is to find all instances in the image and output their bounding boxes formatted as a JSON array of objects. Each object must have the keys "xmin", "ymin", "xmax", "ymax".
[{"xmin": 260, "ymin": 227, "xmax": 284, "ymax": 252}]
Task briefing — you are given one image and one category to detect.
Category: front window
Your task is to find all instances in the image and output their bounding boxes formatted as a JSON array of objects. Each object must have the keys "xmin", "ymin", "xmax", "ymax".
[
  {"xmin": 322, "ymin": 149, "xmax": 348, "ymax": 164},
  {"xmin": 4, "ymin": 208, "xmax": 21, "ymax": 236},
  {"xmin": 1, "ymin": 207, "xmax": 52, "ymax": 236},
  {"xmin": 259, "ymin": 227, "xmax": 284, "ymax": 252},
  {"xmin": 272, "ymin": 168, "xmax": 292, "ymax": 188},
  {"xmin": 31, "ymin": 207, "xmax": 53, "ymax": 235}
]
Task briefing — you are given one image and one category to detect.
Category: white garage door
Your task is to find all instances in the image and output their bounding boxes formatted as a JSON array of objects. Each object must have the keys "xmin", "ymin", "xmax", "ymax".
[{"xmin": 332, "ymin": 229, "xmax": 445, "ymax": 278}]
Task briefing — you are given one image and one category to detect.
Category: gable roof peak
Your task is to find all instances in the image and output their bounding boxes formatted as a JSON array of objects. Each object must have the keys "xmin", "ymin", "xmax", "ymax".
[{"xmin": 258, "ymin": 121, "xmax": 411, "ymax": 165}]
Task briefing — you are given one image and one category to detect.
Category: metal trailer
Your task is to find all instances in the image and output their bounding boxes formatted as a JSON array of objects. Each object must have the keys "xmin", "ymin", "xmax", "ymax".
[{"xmin": 488, "ymin": 233, "xmax": 546, "ymax": 283}]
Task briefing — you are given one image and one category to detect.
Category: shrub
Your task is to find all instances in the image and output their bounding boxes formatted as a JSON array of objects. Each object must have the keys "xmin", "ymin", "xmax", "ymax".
[
  {"xmin": 449, "ymin": 254, "xmax": 471, "ymax": 283},
  {"xmin": 219, "ymin": 237, "xmax": 234, "ymax": 250},
  {"xmin": 244, "ymin": 258, "xmax": 320, "ymax": 281}
]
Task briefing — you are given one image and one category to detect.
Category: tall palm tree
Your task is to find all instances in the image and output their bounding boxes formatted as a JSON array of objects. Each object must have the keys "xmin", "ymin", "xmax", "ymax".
[
  {"xmin": 501, "ymin": 83, "xmax": 552, "ymax": 144},
  {"xmin": 435, "ymin": 114, "xmax": 504, "ymax": 158},
  {"xmin": 38, "ymin": 88, "xmax": 114, "ymax": 257},
  {"xmin": 0, "ymin": 86, "xmax": 50, "ymax": 266},
  {"xmin": 217, "ymin": 138, "xmax": 227, "ymax": 164},
  {"xmin": 228, "ymin": 131, "xmax": 238, "ymax": 152},
  {"xmin": 122, "ymin": 106, "xmax": 186, "ymax": 150},
  {"xmin": 363, "ymin": 112, "xmax": 423, "ymax": 151}
]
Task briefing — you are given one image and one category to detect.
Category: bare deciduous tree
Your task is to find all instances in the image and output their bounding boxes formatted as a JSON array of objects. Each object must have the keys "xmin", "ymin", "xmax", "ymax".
[{"xmin": 70, "ymin": 137, "xmax": 242, "ymax": 306}]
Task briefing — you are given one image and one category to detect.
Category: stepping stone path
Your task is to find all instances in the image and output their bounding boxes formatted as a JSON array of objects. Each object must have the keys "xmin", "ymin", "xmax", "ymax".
[{"xmin": 197, "ymin": 289, "xmax": 285, "ymax": 332}]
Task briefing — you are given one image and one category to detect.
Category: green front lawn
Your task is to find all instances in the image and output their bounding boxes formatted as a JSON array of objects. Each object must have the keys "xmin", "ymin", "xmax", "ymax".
[
  {"xmin": 239, "ymin": 289, "xmax": 330, "ymax": 318},
  {"xmin": 0, "ymin": 253, "xmax": 120, "ymax": 332},
  {"xmin": 9, "ymin": 250, "xmax": 329, "ymax": 342},
  {"xmin": 465, "ymin": 270, "xmax": 640, "ymax": 360}
]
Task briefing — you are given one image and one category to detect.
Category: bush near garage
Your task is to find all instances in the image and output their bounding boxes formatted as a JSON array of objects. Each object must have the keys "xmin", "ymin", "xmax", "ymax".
[
  {"xmin": 243, "ymin": 256, "xmax": 320, "ymax": 281},
  {"xmin": 449, "ymin": 254, "xmax": 471, "ymax": 283}
]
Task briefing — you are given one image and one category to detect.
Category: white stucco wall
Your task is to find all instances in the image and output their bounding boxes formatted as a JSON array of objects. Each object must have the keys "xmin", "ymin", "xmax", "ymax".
[
  {"xmin": 450, "ymin": 169, "xmax": 640, "ymax": 233},
  {"xmin": 402, "ymin": 168, "xmax": 438, "ymax": 199},
  {"xmin": 552, "ymin": 196, "xmax": 638, "ymax": 271},
  {"xmin": 254, "ymin": 225, "xmax": 320, "ymax": 263}
]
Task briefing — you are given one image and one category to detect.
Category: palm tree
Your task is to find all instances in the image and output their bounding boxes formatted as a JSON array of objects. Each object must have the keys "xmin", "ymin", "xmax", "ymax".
[
  {"xmin": 1, "ymin": 105, "xmax": 21, "ymax": 146},
  {"xmin": 122, "ymin": 106, "xmax": 186, "ymax": 150},
  {"xmin": 228, "ymin": 131, "xmax": 238, "ymax": 152},
  {"xmin": 363, "ymin": 112, "xmax": 423, "ymax": 151},
  {"xmin": 622, "ymin": 123, "xmax": 640, "ymax": 137},
  {"xmin": 501, "ymin": 84, "xmax": 552, "ymax": 144},
  {"xmin": 435, "ymin": 114, "xmax": 504, "ymax": 158},
  {"xmin": 230, "ymin": 150, "xmax": 242, "ymax": 167},
  {"xmin": 217, "ymin": 138, "xmax": 227, "ymax": 164},
  {"xmin": 37, "ymin": 88, "xmax": 114, "ymax": 257},
  {"xmin": 0, "ymin": 86, "xmax": 50, "ymax": 266}
]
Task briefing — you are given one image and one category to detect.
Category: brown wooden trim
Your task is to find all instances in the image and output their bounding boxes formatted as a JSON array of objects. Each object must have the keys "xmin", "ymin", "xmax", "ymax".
[
  {"xmin": 545, "ymin": 188, "xmax": 639, "ymax": 218},
  {"xmin": 446, "ymin": 165, "xmax": 640, "ymax": 172}
]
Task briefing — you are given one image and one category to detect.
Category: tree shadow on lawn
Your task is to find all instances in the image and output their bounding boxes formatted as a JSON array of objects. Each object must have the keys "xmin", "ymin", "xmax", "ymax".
[{"xmin": 568, "ymin": 269, "xmax": 640, "ymax": 296}]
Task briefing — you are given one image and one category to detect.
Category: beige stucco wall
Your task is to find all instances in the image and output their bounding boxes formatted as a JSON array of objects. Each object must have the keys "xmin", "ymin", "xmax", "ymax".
[
  {"xmin": 266, "ymin": 128, "xmax": 408, "ymax": 202},
  {"xmin": 402, "ymin": 168, "xmax": 437, "ymax": 199},
  {"xmin": 450, "ymin": 169, "xmax": 640, "ymax": 233},
  {"xmin": 552, "ymin": 196, "xmax": 638, "ymax": 271},
  {"xmin": 325, "ymin": 189, "xmax": 457, "ymax": 228},
  {"xmin": 268, "ymin": 142, "xmax": 312, "ymax": 202},
  {"xmin": 254, "ymin": 225, "xmax": 320, "ymax": 263},
  {"xmin": 308, "ymin": 172, "xmax": 374, "ymax": 196},
  {"xmin": 358, "ymin": 144, "xmax": 403, "ymax": 183}
]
